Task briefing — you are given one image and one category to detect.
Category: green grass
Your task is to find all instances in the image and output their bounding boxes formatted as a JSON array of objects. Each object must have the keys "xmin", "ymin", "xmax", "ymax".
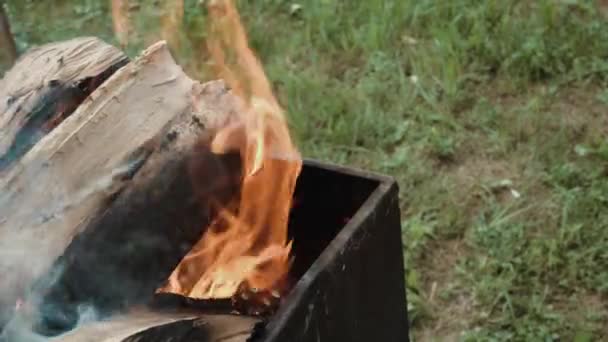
[{"xmin": 3, "ymin": 0, "xmax": 608, "ymax": 340}]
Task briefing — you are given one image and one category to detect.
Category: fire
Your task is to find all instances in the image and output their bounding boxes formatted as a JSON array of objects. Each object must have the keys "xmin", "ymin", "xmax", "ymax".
[{"xmin": 159, "ymin": 0, "xmax": 302, "ymax": 300}]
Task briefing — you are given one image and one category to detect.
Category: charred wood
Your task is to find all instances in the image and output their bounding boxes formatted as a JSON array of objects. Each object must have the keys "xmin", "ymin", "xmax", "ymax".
[
  {"xmin": 0, "ymin": 40, "xmax": 243, "ymax": 332},
  {"xmin": 0, "ymin": 37, "xmax": 128, "ymax": 173}
]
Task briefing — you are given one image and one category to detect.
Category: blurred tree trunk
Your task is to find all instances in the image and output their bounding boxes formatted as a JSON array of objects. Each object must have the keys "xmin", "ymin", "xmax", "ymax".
[
  {"xmin": 160, "ymin": 0, "xmax": 184, "ymax": 51},
  {"xmin": 110, "ymin": 0, "xmax": 133, "ymax": 48},
  {"xmin": 598, "ymin": 0, "xmax": 608, "ymax": 17},
  {"xmin": 0, "ymin": 1, "xmax": 17, "ymax": 66},
  {"xmin": 111, "ymin": 0, "xmax": 184, "ymax": 51}
]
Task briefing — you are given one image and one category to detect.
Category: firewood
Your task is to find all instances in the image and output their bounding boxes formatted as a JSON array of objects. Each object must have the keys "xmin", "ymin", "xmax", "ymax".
[
  {"xmin": 0, "ymin": 40, "xmax": 243, "ymax": 330},
  {"xmin": 0, "ymin": 37, "xmax": 128, "ymax": 173},
  {"xmin": 2, "ymin": 310, "xmax": 259, "ymax": 342}
]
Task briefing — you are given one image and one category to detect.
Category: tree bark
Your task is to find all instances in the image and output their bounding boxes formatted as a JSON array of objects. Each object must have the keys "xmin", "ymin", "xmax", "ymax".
[{"xmin": 0, "ymin": 40, "xmax": 243, "ymax": 331}]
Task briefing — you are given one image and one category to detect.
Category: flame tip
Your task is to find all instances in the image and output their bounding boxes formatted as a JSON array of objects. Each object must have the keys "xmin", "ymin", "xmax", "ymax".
[{"xmin": 160, "ymin": 0, "xmax": 301, "ymax": 303}]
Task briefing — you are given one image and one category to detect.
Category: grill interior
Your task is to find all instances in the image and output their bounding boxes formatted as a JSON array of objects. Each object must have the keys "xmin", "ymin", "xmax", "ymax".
[
  {"xmin": 287, "ymin": 162, "xmax": 379, "ymax": 282},
  {"xmin": 2, "ymin": 159, "xmax": 401, "ymax": 342}
]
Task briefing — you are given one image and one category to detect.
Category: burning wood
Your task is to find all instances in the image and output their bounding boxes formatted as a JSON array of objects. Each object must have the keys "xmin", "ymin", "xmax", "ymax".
[
  {"xmin": 0, "ymin": 1, "xmax": 302, "ymax": 335},
  {"xmin": 158, "ymin": 0, "xmax": 302, "ymax": 303},
  {"xmin": 0, "ymin": 1, "xmax": 408, "ymax": 341},
  {"xmin": 0, "ymin": 38, "xmax": 245, "ymax": 332}
]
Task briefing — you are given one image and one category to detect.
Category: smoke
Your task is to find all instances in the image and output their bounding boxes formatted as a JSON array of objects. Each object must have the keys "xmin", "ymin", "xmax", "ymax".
[
  {"xmin": 0, "ymin": 301, "xmax": 100, "ymax": 342},
  {"xmin": 0, "ymin": 155, "xmax": 145, "ymax": 339}
]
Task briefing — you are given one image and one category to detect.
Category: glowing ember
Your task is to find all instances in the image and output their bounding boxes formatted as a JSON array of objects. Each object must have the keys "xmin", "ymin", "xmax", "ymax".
[{"xmin": 158, "ymin": 0, "xmax": 301, "ymax": 300}]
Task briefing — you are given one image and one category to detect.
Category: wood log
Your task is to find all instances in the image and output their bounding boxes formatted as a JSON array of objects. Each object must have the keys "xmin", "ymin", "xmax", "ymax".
[
  {"xmin": 1, "ymin": 310, "xmax": 259, "ymax": 342},
  {"xmin": 0, "ymin": 40, "xmax": 243, "ymax": 331},
  {"xmin": 0, "ymin": 37, "xmax": 128, "ymax": 173}
]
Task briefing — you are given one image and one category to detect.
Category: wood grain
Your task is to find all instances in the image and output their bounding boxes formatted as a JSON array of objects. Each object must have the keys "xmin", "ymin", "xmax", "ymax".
[{"xmin": 0, "ymin": 40, "xmax": 242, "ymax": 329}]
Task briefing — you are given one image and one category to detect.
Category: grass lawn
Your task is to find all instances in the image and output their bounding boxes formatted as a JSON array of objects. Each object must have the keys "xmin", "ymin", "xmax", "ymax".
[{"xmin": 3, "ymin": 0, "xmax": 608, "ymax": 340}]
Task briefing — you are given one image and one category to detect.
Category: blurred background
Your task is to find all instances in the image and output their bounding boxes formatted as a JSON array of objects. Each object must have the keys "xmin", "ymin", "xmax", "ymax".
[{"xmin": 1, "ymin": 0, "xmax": 608, "ymax": 340}]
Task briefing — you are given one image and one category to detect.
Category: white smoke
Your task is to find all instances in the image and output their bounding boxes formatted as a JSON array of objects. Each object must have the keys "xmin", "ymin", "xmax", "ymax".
[{"xmin": 0, "ymin": 156, "xmax": 143, "ymax": 340}]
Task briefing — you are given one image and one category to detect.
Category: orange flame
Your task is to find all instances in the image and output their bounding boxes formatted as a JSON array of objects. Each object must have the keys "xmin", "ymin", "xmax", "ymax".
[{"xmin": 159, "ymin": 0, "xmax": 301, "ymax": 300}]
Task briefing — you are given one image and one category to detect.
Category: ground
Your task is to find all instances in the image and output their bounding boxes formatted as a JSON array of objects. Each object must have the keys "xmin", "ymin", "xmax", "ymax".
[{"xmin": 2, "ymin": 0, "xmax": 608, "ymax": 341}]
